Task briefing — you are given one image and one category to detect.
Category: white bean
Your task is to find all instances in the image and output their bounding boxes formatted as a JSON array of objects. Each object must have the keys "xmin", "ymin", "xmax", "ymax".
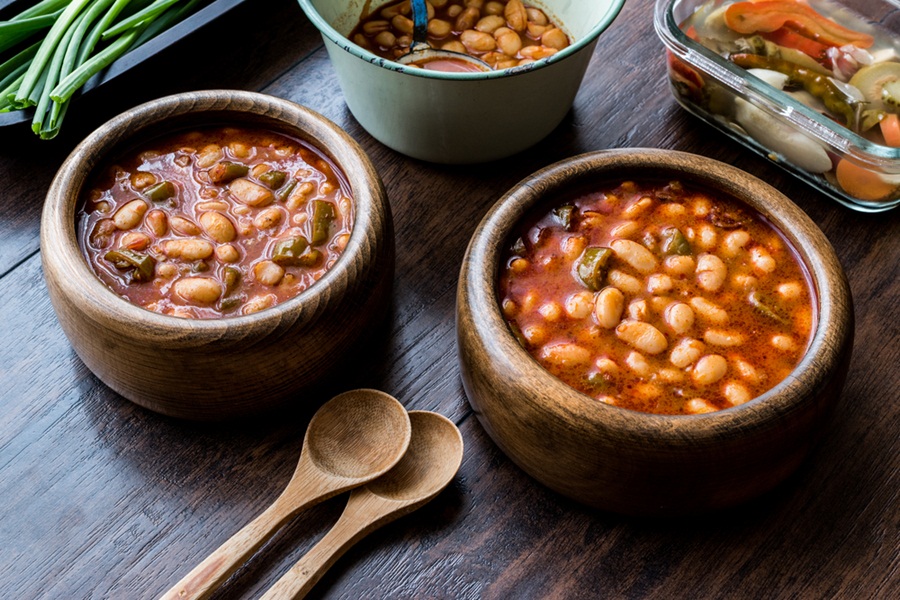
[
  {"xmin": 145, "ymin": 209, "xmax": 168, "ymax": 237},
  {"xmin": 538, "ymin": 301, "xmax": 563, "ymax": 322},
  {"xmin": 504, "ymin": 0, "xmax": 527, "ymax": 31},
  {"xmin": 540, "ymin": 342, "xmax": 592, "ymax": 368},
  {"xmin": 615, "ymin": 320, "xmax": 668, "ymax": 355},
  {"xmin": 692, "ymin": 354, "xmax": 728, "ymax": 385},
  {"xmin": 647, "ymin": 273, "xmax": 673, "ymax": 294},
  {"xmin": 670, "ymin": 338, "xmax": 704, "ymax": 368},
  {"xmin": 628, "ymin": 299, "xmax": 649, "ymax": 321},
  {"xmin": 522, "ymin": 324, "xmax": 547, "ymax": 346},
  {"xmin": 242, "ymin": 294, "xmax": 276, "ymax": 315},
  {"xmin": 777, "ymin": 281, "xmax": 803, "ymax": 300},
  {"xmin": 163, "ymin": 239, "xmax": 214, "ymax": 261},
  {"xmin": 722, "ymin": 230, "xmax": 750, "ymax": 257},
  {"xmin": 771, "ymin": 335, "xmax": 796, "ymax": 352},
  {"xmin": 696, "ymin": 224, "xmax": 718, "ymax": 250},
  {"xmin": 215, "ymin": 244, "xmax": 240, "ymax": 263},
  {"xmin": 664, "ymin": 302, "xmax": 695, "ymax": 334},
  {"xmin": 750, "ymin": 246, "xmax": 776, "ymax": 274},
  {"xmin": 170, "ymin": 216, "xmax": 201, "ymax": 236},
  {"xmin": 608, "ymin": 269, "xmax": 642, "ymax": 294},
  {"xmin": 595, "ymin": 357, "xmax": 619, "ymax": 375},
  {"xmin": 200, "ymin": 212, "xmax": 236, "ymax": 243},
  {"xmin": 254, "ymin": 260, "xmax": 285, "ymax": 286},
  {"xmin": 594, "ymin": 286, "xmax": 624, "ymax": 328},
  {"xmin": 689, "ymin": 297, "xmax": 728, "ymax": 324},
  {"xmin": 173, "ymin": 277, "xmax": 222, "ymax": 304},
  {"xmin": 611, "ymin": 239, "xmax": 657, "ymax": 274},
  {"xmin": 565, "ymin": 291, "xmax": 594, "ymax": 319},
  {"xmin": 113, "ymin": 199, "xmax": 148, "ymax": 230},
  {"xmin": 254, "ymin": 207, "xmax": 284, "ymax": 230},
  {"xmin": 230, "ymin": 178, "xmax": 273, "ymax": 206},
  {"xmin": 703, "ymin": 329, "xmax": 745, "ymax": 347},
  {"xmin": 723, "ymin": 381, "xmax": 752, "ymax": 406},
  {"xmin": 685, "ymin": 398, "xmax": 717, "ymax": 414},
  {"xmin": 696, "ymin": 253, "xmax": 727, "ymax": 292},
  {"xmin": 732, "ymin": 357, "xmax": 764, "ymax": 384},
  {"xmin": 664, "ymin": 255, "xmax": 695, "ymax": 276},
  {"xmin": 611, "ymin": 220, "xmax": 640, "ymax": 238},
  {"xmin": 625, "ymin": 351, "xmax": 652, "ymax": 377}
]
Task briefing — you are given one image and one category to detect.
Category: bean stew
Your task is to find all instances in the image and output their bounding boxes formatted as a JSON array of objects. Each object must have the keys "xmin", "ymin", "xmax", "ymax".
[
  {"xmin": 498, "ymin": 180, "xmax": 816, "ymax": 415},
  {"xmin": 78, "ymin": 127, "xmax": 353, "ymax": 319},
  {"xmin": 351, "ymin": 0, "xmax": 571, "ymax": 71}
]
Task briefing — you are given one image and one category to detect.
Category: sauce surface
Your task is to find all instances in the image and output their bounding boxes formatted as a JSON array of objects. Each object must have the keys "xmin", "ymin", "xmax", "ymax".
[
  {"xmin": 498, "ymin": 180, "xmax": 816, "ymax": 415},
  {"xmin": 78, "ymin": 127, "xmax": 353, "ymax": 319}
]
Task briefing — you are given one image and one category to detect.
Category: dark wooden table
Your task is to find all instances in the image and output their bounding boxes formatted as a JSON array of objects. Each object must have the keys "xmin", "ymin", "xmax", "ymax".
[{"xmin": 2, "ymin": 1, "xmax": 898, "ymax": 598}]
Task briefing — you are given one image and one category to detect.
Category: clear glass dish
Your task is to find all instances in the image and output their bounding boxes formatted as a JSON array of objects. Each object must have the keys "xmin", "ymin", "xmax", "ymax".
[{"xmin": 654, "ymin": 0, "xmax": 900, "ymax": 212}]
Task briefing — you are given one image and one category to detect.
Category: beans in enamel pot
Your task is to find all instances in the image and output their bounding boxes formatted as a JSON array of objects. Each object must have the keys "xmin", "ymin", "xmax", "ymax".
[
  {"xmin": 78, "ymin": 127, "xmax": 353, "ymax": 319},
  {"xmin": 351, "ymin": 0, "xmax": 571, "ymax": 71},
  {"xmin": 498, "ymin": 180, "xmax": 816, "ymax": 415}
]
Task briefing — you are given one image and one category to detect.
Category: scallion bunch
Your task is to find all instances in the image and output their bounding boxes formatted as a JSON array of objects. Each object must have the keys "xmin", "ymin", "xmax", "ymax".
[{"xmin": 0, "ymin": 0, "xmax": 202, "ymax": 139}]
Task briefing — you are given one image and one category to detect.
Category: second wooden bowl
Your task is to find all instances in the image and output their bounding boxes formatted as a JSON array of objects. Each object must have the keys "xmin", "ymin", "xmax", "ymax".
[
  {"xmin": 457, "ymin": 149, "xmax": 854, "ymax": 515},
  {"xmin": 41, "ymin": 91, "xmax": 394, "ymax": 420}
]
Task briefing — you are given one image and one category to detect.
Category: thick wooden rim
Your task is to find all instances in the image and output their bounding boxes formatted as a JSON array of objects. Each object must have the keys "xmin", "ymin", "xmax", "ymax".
[
  {"xmin": 460, "ymin": 148, "xmax": 853, "ymax": 443},
  {"xmin": 41, "ymin": 90, "xmax": 388, "ymax": 346}
]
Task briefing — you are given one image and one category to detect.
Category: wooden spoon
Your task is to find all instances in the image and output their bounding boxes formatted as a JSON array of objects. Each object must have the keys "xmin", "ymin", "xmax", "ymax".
[
  {"xmin": 159, "ymin": 389, "xmax": 411, "ymax": 600},
  {"xmin": 259, "ymin": 410, "xmax": 465, "ymax": 600}
]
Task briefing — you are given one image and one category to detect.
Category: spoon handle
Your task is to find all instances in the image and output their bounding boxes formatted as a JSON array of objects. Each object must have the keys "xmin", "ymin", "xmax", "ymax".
[
  {"xmin": 159, "ymin": 468, "xmax": 338, "ymax": 600},
  {"xmin": 259, "ymin": 491, "xmax": 409, "ymax": 600}
]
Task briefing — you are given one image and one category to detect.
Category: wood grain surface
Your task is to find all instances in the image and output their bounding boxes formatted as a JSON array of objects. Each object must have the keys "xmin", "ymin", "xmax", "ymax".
[{"xmin": 0, "ymin": 0, "xmax": 897, "ymax": 598}]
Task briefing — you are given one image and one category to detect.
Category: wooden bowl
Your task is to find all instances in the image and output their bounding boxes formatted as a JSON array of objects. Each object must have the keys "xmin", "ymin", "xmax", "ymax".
[
  {"xmin": 457, "ymin": 149, "xmax": 854, "ymax": 515},
  {"xmin": 41, "ymin": 91, "xmax": 394, "ymax": 420}
]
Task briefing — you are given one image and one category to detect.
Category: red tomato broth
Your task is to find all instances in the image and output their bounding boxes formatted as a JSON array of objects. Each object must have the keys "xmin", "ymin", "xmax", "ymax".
[
  {"xmin": 497, "ymin": 180, "xmax": 817, "ymax": 415},
  {"xmin": 77, "ymin": 127, "xmax": 353, "ymax": 319}
]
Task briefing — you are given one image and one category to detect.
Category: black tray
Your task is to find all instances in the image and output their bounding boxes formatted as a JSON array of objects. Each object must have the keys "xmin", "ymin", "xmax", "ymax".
[{"xmin": 0, "ymin": 0, "xmax": 249, "ymax": 127}]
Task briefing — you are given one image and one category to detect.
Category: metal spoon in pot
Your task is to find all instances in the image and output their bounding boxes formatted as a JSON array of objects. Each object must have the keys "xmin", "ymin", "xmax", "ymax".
[
  {"xmin": 259, "ymin": 410, "xmax": 465, "ymax": 600},
  {"xmin": 396, "ymin": 0, "xmax": 491, "ymax": 72},
  {"xmin": 159, "ymin": 389, "xmax": 412, "ymax": 600}
]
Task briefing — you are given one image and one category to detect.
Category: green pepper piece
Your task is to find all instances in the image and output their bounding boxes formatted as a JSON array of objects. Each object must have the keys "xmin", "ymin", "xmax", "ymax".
[
  {"xmin": 311, "ymin": 200, "xmax": 336, "ymax": 246},
  {"xmin": 730, "ymin": 53, "xmax": 862, "ymax": 130},
  {"xmin": 220, "ymin": 297, "xmax": 242, "ymax": 312},
  {"xmin": 510, "ymin": 237, "xmax": 527, "ymax": 256},
  {"xmin": 258, "ymin": 170, "xmax": 287, "ymax": 190},
  {"xmin": 576, "ymin": 247, "xmax": 613, "ymax": 291},
  {"xmin": 208, "ymin": 161, "xmax": 249, "ymax": 184},
  {"xmin": 272, "ymin": 236, "xmax": 310, "ymax": 266},
  {"xmin": 297, "ymin": 249, "xmax": 324, "ymax": 268},
  {"xmin": 223, "ymin": 266, "xmax": 241, "ymax": 296},
  {"xmin": 749, "ymin": 291, "xmax": 789, "ymax": 324},
  {"xmin": 553, "ymin": 205, "xmax": 576, "ymax": 231},
  {"xmin": 276, "ymin": 180, "xmax": 298, "ymax": 203},
  {"xmin": 661, "ymin": 227, "xmax": 692, "ymax": 256},
  {"xmin": 144, "ymin": 181, "xmax": 176, "ymax": 203},
  {"xmin": 104, "ymin": 249, "xmax": 155, "ymax": 282},
  {"xmin": 585, "ymin": 371, "xmax": 610, "ymax": 391}
]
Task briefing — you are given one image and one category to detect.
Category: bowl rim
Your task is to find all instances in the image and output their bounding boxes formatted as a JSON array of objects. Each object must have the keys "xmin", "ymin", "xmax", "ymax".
[
  {"xmin": 460, "ymin": 148, "xmax": 853, "ymax": 435},
  {"xmin": 297, "ymin": 0, "xmax": 626, "ymax": 81},
  {"xmin": 40, "ymin": 89, "xmax": 386, "ymax": 342}
]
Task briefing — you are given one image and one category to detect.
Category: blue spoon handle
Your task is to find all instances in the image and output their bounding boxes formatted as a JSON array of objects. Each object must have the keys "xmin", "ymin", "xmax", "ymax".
[{"xmin": 411, "ymin": 0, "xmax": 428, "ymax": 44}]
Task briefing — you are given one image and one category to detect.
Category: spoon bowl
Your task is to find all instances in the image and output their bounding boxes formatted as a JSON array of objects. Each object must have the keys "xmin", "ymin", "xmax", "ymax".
[
  {"xmin": 261, "ymin": 410, "xmax": 464, "ymax": 599},
  {"xmin": 159, "ymin": 389, "xmax": 412, "ymax": 600}
]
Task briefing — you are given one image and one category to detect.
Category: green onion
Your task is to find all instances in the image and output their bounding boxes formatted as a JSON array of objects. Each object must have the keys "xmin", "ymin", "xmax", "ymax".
[
  {"xmin": 2, "ymin": 0, "xmax": 204, "ymax": 138},
  {"xmin": 102, "ymin": 0, "xmax": 180, "ymax": 39}
]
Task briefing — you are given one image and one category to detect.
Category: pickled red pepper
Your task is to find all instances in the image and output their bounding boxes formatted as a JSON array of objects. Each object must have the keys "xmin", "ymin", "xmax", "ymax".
[{"xmin": 724, "ymin": 0, "xmax": 874, "ymax": 48}]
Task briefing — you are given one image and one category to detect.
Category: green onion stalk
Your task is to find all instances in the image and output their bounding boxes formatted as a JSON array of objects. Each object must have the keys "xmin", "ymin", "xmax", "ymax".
[{"xmin": 0, "ymin": 0, "xmax": 204, "ymax": 138}]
